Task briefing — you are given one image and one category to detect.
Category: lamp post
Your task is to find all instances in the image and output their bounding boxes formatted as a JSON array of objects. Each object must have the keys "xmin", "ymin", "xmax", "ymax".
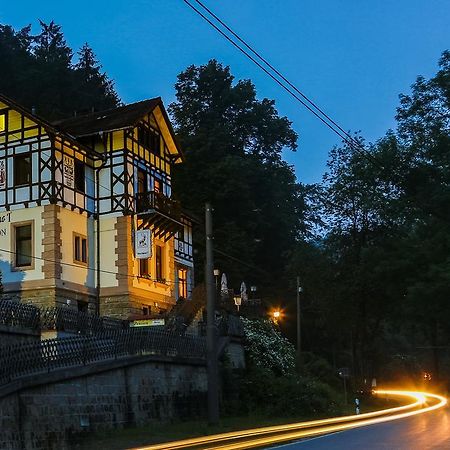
[{"xmin": 296, "ymin": 276, "xmax": 303, "ymax": 371}]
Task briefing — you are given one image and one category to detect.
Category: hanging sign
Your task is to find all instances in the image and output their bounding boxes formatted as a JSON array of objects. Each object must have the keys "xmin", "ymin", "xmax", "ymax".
[
  {"xmin": 135, "ymin": 229, "xmax": 151, "ymax": 259},
  {"xmin": 63, "ymin": 155, "xmax": 74, "ymax": 188},
  {"xmin": 0, "ymin": 160, "xmax": 5, "ymax": 189}
]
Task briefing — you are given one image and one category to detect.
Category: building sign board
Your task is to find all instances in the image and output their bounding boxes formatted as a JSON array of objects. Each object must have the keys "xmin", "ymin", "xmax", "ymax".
[
  {"xmin": 135, "ymin": 229, "xmax": 151, "ymax": 259},
  {"xmin": 130, "ymin": 319, "xmax": 165, "ymax": 327},
  {"xmin": 63, "ymin": 155, "xmax": 74, "ymax": 188}
]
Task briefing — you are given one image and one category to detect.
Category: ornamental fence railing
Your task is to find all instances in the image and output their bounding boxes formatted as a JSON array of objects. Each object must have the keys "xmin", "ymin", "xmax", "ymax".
[
  {"xmin": 0, "ymin": 299, "xmax": 127, "ymax": 334},
  {"xmin": 0, "ymin": 300, "xmax": 41, "ymax": 331},
  {"xmin": 0, "ymin": 328, "xmax": 206, "ymax": 388},
  {"xmin": 39, "ymin": 306, "xmax": 127, "ymax": 334}
]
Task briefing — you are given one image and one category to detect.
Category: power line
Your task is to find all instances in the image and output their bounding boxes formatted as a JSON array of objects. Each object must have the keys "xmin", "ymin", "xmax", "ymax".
[
  {"xmin": 182, "ymin": 0, "xmax": 386, "ymax": 172},
  {"xmin": 0, "ymin": 247, "xmax": 179, "ymax": 285},
  {"xmin": 183, "ymin": 0, "xmax": 450, "ymax": 223}
]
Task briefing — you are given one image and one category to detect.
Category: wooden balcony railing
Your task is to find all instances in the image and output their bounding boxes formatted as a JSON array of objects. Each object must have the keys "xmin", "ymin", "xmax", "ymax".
[{"xmin": 135, "ymin": 191, "xmax": 181, "ymax": 221}]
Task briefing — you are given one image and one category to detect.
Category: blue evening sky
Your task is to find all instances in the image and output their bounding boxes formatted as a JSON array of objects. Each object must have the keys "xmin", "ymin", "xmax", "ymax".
[{"xmin": 1, "ymin": 1, "xmax": 448, "ymax": 183}]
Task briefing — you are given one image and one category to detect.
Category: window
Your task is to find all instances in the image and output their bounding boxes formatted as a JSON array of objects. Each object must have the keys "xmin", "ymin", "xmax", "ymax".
[
  {"xmin": 137, "ymin": 168, "xmax": 147, "ymax": 194},
  {"xmin": 139, "ymin": 258, "xmax": 149, "ymax": 277},
  {"xmin": 14, "ymin": 223, "xmax": 32, "ymax": 268},
  {"xmin": 142, "ymin": 306, "xmax": 149, "ymax": 316},
  {"xmin": 74, "ymin": 159, "xmax": 85, "ymax": 193},
  {"xmin": 155, "ymin": 245, "xmax": 163, "ymax": 281},
  {"xmin": 74, "ymin": 234, "xmax": 88, "ymax": 264},
  {"xmin": 154, "ymin": 178, "xmax": 161, "ymax": 194},
  {"xmin": 137, "ymin": 126, "xmax": 160, "ymax": 156},
  {"xmin": 0, "ymin": 113, "xmax": 5, "ymax": 133},
  {"xmin": 14, "ymin": 153, "xmax": 31, "ymax": 186},
  {"xmin": 178, "ymin": 268, "xmax": 188, "ymax": 299}
]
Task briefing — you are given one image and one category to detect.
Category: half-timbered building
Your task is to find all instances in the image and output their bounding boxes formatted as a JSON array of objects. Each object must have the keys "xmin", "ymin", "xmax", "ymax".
[{"xmin": 0, "ymin": 94, "xmax": 194, "ymax": 318}]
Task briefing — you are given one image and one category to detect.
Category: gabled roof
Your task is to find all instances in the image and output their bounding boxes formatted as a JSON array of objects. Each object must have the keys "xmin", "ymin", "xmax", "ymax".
[
  {"xmin": 0, "ymin": 93, "xmax": 100, "ymax": 159},
  {"xmin": 53, "ymin": 98, "xmax": 161, "ymax": 137},
  {"xmin": 53, "ymin": 97, "xmax": 183, "ymax": 163}
]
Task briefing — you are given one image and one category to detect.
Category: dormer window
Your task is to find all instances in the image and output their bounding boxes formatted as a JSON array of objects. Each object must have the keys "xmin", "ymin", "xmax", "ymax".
[{"xmin": 138, "ymin": 126, "xmax": 160, "ymax": 156}]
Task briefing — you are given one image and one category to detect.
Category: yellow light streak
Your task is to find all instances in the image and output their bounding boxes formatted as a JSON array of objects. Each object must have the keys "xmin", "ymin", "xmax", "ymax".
[{"xmin": 133, "ymin": 390, "xmax": 447, "ymax": 450}]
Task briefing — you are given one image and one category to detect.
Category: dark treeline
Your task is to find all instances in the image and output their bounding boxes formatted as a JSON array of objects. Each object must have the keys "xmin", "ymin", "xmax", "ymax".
[
  {"xmin": 289, "ymin": 51, "xmax": 450, "ymax": 387},
  {"xmin": 0, "ymin": 21, "xmax": 119, "ymax": 119},
  {"xmin": 1, "ymin": 20, "xmax": 449, "ymax": 387}
]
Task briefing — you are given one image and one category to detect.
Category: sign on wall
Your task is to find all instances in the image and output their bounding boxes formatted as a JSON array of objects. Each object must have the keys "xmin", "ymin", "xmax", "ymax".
[
  {"xmin": 63, "ymin": 155, "xmax": 74, "ymax": 188},
  {"xmin": 130, "ymin": 319, "xmax": 165, "ymax": 327},
  {"xmin": 135, "ymin": 229, "xmax": 151, "ymax": 259},
  {"xmin": 0, "ymin": 160, "xmax": 5, "ymax": 189}
]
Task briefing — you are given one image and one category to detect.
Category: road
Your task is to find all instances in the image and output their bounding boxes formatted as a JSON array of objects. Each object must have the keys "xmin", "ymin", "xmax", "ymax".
[{"xmin": 271, "ymin": 405, "xmax": 450, "ymax": 450}]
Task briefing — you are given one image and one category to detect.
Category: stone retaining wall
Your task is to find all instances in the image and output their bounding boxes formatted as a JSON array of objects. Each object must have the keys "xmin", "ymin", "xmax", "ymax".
[{"xmin": 0, "ymin": 356, "xmax": 207, "ymax": 450}]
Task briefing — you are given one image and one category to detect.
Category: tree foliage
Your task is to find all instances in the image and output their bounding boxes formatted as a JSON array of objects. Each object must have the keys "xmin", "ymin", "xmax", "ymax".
[
  {"xmin": 169, "ymin": 60, "xmax": 310, "ymax": 287},
  {"xmin": 0, "ymin": 21, "xmax": 120, "ymax": 119},
  {"xmin": 289, "ymin": 51, "xmax": 450, "ymax": 385}
]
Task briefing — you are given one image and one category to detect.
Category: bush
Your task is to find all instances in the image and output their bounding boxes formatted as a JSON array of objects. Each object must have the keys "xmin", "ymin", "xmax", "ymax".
[
  {"xmin": 236, "ymin": 365, "xmax": 340, "ymax": 417},
  {"xmin": 224, "ymin": 319, "xmax": 341, "ymax": 418}
]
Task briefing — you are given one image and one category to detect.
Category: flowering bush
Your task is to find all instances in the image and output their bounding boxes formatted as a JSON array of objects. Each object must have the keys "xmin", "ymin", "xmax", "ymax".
[{"xmin": 241, "ymin": 317, "xmax": 296, "ymax": 375}]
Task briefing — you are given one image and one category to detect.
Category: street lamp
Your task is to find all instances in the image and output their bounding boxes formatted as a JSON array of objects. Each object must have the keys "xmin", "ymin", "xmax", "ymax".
[
  {"xmin": 233, "ymin": 295, "xmax": 242, "ymax": 312},
  {"xmin": 271, "ymin": 308, "xmax": 281, "ymax": 324},
  {"xmin": 213, "ymin": 269, "xmax": 220, "ymax": 291}
]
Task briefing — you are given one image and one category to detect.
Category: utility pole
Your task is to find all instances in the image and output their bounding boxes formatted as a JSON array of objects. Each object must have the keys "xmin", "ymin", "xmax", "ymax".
[
  {"xmin": 205, "ymin": 203, "xmax": 219, "ymax": 424},
  {"xmin": 296, "ymin": 276, "xmax": 302, "ymax": 371}
]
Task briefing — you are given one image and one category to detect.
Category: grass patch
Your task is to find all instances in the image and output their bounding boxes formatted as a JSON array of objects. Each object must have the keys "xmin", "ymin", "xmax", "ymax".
[{"xmin": 71, "ymin": 397, "xmax": 400, "ymax": 450}]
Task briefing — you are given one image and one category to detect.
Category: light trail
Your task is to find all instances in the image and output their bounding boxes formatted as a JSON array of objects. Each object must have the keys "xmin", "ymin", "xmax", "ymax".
[{"xmin": 133, "ymin": 390, "xmax": 447, "ymax": 450}]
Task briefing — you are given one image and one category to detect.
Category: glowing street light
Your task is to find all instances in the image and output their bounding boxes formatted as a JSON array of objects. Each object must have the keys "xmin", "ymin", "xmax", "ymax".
[{"xmin": 271, "ymin": 309, "xmax": 281, "ymax": 323}]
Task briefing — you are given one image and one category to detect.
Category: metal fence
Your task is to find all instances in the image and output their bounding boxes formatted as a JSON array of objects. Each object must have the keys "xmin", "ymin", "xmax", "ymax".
[
  {"xmin": 39, "ymin": 306, "xmax": 127, "ymax": 334},
  {"xmin": 0, "ymin": 299, "xmax": 127, "ymax": 334},
  {"xmin": 0, "ymin": 300, "xmax": 40, "ymax": 330},
  {"xmin": 0, "ymin": 328, "xmax": 206, "ymax": 387}
]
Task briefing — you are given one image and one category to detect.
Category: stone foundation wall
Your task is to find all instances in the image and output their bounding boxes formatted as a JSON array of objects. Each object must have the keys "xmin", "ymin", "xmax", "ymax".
[
  {"xmin": 3, "ymin": 287, "xmax": 95, "ymax": 310},
  {"xmin": 0, "ymin": 358, "xmax": 207, "ymax": 450}
]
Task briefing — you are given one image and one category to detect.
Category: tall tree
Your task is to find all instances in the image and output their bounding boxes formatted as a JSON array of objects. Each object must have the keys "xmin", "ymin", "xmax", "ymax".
[
  {"xmin": 73, "ymin": 43, "xmax": 120, "ymax": 113},
  {"xmin": 169, "ymin": 60, "xmax": 305, "ymax": 288}
]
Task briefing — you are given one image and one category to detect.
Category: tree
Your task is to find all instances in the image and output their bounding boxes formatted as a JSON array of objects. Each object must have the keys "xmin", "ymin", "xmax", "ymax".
[
  {"xmin": 169, "ymin": 60, "xmax": 306, "ymax": 288},
  {"xmin": 0, "ymin": 21, "xmax": 120, "ymax": 119},
  {"xmin": 73, "ymin": 43, "xmax": 120, "ymax": 114}
]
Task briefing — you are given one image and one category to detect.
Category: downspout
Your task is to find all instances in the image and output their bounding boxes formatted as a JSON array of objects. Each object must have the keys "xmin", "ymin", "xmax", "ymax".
[
  {"xmin": 96, "ymin": 167, "xmax": 101, "ymax": 316},
  {"xmin": 95, "ymin": 134, "xmax": 107, "ymax": 316}
]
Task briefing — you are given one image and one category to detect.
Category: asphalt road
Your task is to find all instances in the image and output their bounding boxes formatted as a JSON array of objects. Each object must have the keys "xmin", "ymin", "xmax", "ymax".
[{"xmin": 271, "ymin": 406, "xmax": 450, "ymax": 450}]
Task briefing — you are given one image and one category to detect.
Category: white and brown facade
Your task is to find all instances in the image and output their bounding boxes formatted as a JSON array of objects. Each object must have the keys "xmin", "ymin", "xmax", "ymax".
[{"xmin": 0, "ymin": 94, "xmax": 194, "ymax": 318}]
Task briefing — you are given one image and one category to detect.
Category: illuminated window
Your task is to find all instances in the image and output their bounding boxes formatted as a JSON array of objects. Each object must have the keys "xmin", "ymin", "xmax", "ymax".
[
  {"xmin": 139, "ymin": 258, "xmax": 149, "ymax": 277},
  {"xmin": 154, "ymin": 178, "xmax": 161, "ymax": 193},
  {"xmin": 14, "ymin": 153, "xmax": 31, "ymax": 186},
  {"xmin": 155, "ymin": 245, "xmax": 163, "ymax": 281},
  {"xmin": 0, "ymin": 113, "xmax": 5, "ymax": 133},
  {"xmin": 137, "ymin": 168, "xmax": 147, "ymax": 194},
  {"xmin": 178, "ymin": 268, "xmax": 188, "ymax": 299},
  {"xmin": 74, "ymin": 233, "xmax": 88, "ymax": 264},
  {"xmin": 14, "ymin": 223, "xmax": 33, "ymax": 268}
]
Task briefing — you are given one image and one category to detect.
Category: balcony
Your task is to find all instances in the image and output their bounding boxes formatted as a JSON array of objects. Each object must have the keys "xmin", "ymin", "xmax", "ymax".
[{"xmin": 136, "ymin": 191, "xmax": 183, "ymax": 240}]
